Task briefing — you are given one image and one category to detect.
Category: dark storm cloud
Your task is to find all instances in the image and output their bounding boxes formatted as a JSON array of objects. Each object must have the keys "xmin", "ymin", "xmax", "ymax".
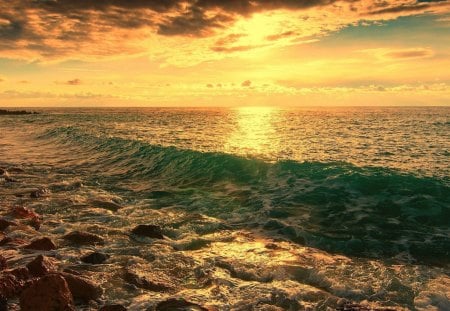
[{"xmin": 367, "ymin": 0, "xmax": 450, "ymax": 15}]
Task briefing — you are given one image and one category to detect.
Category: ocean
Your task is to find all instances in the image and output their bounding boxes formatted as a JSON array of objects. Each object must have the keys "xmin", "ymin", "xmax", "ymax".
[{"xmin": 0, "ymin": 107, "xmax": 449, "ymax": 310}]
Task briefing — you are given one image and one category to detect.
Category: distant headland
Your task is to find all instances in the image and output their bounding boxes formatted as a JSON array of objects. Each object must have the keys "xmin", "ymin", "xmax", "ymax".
[{"xmin": 0, "ymin": 109, "xmax": 39, "ymax": 115}]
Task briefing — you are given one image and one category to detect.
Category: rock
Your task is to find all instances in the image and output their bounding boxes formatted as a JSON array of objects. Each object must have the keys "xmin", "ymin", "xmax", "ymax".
[
  {"xmin": 153, "ymin": 298, "xmax": 209, "ymax": 311},
  {"xmin": 0, "ymin": 296, "xmax": 6, "ymax": 311},
  {"xmin": 124, "ymin": 267, "xmax": 175, "ymax": 292},
  {"xmin": 63, "ymin": 231, "xmax": 104, "ymax": 245},
  {"xmin": 0, "ymin": 267, "xmax": 29, "ymax": 298},
  {"xmin": 0, "ymin": 219, "xmax": 16, "ymax": 231},
  {"xmin": 99, "ymin": 304, "xmax": 127, "ymax": 311},
  {"xmin": 19, "ymin": 274, "xmax": 74, "ymax": 311},
  {"xmin": 26, "ymin": 255, "xmax": 57, "ymax": 277},
  {"xmin": 0, "ymin": 237, "xmax": 27, "ymax": 247},
  {"xmin": 131, "ymin": 225, "xmax": 164, "ymax": 239},
  {"xmin": 10, "ymin": 207, "xmax": 39, "ymax": 219},
  {"xmin": 81, "ymin": 252, "xmax": 110, "ymax": 264},
  {"xmin": 24, "ymin": 237, "xmax": 57, "ymax": 251},
  {"xmin": 0, "ymin": 169, "xmax": 8, "ymax": 176},
  {"xmin": 0, "ymin": 256, "xmax": 6, "ymax": 271},
  {"xmin": 89, "ymin": 200, "xmax": 123, "ymax": 212},
  {"xmin": 30, "ymin": 188, "xmax": 50, "ymax": 198},
  {"xmin": 5, "ymin": 176, "xmax": 17, "ymax": 183},
  {"xmin": 60, "ymin": 272, "xmax": 103, "ymax": 302}
]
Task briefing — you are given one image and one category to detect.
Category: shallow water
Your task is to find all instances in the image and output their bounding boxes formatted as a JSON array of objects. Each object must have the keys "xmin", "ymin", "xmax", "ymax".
[{"xmin": 0, "ymin": 107, "xmax": 449, "ymax": 310}]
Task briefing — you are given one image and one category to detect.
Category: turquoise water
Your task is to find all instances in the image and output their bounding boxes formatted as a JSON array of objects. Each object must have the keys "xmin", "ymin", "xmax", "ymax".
[{"xmin": 0, "ymin": 107, "xmax": 449, "ymax": 309}]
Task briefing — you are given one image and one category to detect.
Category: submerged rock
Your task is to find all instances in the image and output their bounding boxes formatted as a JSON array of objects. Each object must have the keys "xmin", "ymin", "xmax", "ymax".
[
  {"xmin": 30, "ymin": 188, "xmax": 50, "ymax": 198},
  {"xmin": 0, "ymin": 256, "xmax": 6, "ymax": 271},
  {"xmin": 0, "ymin": 219, "xmax": 16, "ymax": 231},
  {"xmin": 152, "ymin": 298, "xmax": 209, "ymax": 311},
  {"xmin": 60, "ymin": 272, "xmax": 103, "ymax": 302},
  {"xmin": 81, "ymin": 252, "xmax": 110, "ymax": 264},
  {"xmin": 99, "ymin": 304, "xmax": 127, "ymax": 311},
  {"xmin": 24, "ymin": 237, "xmax": 57, "ymax": 251},
  {"xmin": 19, "ymin": 274, "xmax": 74, "ymax": 311},
  {"xmin": 26, "ymin": 255, "xmax": 57, "ymax": 277},
  {"xmin": 63, "ymin": 231, "xmax": 104, "ymax": 245},
  {"xmin": 89, "ymin": 200, "xmax": 123, "ymax": 212},
  {"xmin": 131, "ymin": 225, "xmax": 164, "ymax": 239},
  {"xmin": 124, "ymin": 267, "xmax": 175, "ymax": 292},
  {"xmin": 0, "ymin": 296, "xmax": 6, "ymax": 311}
]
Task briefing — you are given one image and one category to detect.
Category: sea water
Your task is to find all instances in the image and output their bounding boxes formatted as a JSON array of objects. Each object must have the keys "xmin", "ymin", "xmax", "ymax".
[{"xmin": 0, "ymin": 107, "xmax": 448, "ymax": 310}]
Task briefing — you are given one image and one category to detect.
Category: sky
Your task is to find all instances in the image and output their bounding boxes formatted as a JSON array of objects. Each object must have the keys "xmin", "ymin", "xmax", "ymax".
[{"xmin": 0, "ymin": 0, "xmax": 449, "ymax": 107}]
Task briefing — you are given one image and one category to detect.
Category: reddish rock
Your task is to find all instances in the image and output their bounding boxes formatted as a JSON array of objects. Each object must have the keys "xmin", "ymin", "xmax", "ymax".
[
  {"xmin": 63, "ymin": 231, "xmax": 104, "ymax": 245},
  {"xmin": 0, "ymin": 219, "xmax": 16, "ymax": 231},
  {"xmin": 131, "ymin": 225, "xmax": 164, "ymax": 239},
  {"xmin": 99, "ymin": 304, "xmax": 127, "ymax": 311},
  {"xmin": 20, "ymin": 274, "xmax": 74, "ymax": 311},
  {"xmin": 154, "ymin": 298, "xmax": 209, "ymax": 311},
  {"xmin": 11, "ymin": 207, "xmax": 39, "ymax": 219},
  {"xmin": 24, "ymin": 237, "xmax": 57, "ymax": 251},
  {"xmin": 26, "ymin": 255, "xmax": 57, "ymax": 277},
  {"xmin": 0, "ymin": 267, "xmax": 29, "ymax": 298},
  {"xmin": 60, "ymin": 272, "xmax": 102, "ymax": 302}
]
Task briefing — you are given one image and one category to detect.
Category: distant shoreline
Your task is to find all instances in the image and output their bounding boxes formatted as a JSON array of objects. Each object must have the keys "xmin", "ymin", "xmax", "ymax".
[{"xmin": 0, "ymin": 109, "xmax": 38, "ymax": 115}]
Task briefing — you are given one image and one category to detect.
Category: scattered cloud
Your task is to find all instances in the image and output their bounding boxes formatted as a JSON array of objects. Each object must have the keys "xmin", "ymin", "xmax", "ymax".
[
  {"xmin": 241, "ymin": 80, "xmax": 252, "ymax": 87},
  {"xmin": 66, "ymin": 79, "xmax": 81, "ymax": 85}
]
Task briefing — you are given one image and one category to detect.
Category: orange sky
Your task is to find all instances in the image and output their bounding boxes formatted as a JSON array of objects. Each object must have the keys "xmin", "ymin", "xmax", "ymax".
[{"xmin": 0, "ymin": 0, "xmax": 449, "ymax": 106}]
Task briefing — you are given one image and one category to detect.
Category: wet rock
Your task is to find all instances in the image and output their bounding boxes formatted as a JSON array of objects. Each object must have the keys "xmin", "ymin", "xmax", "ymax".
[
  {"xmin": 0, "ymin": 219, "xmax": 16, "ymax": 231},
  {"xmin": 5, "ymin": 176, "xmax": 17, "ymax": 183},
  {"xmin": 24, "ymin": 237, "xmax": 57, "ymax": 251},
  {"xmin": 0, "ymin": 267, "xmax": 29, "ymax": 298},
  {"xmin": 0, "ymin": 256, "xmax": 6, "ymax": 271},
  {"xmin": 20, "ymin": 274, "xmax": 74, "ymax": 311},
  {"xmin": 0, "ymin": 296, "xmax": 6, "ymax": 311},
  {"xmin": 30, "ymin": 188, "xmax": 50, "ymax": 198},
  {"xmin": 81, "ymin": 252, "xmax": 110, "ymax": 265},
  {"xmin": 152, "ymin": 298, "xmax": 209, "ymax": 311},
  {"xmin": 60, "ymin": 272, "xmax": 103, "ymax": 302},
  {"xmin": 124, "ymin": 267, "xmax": 175, "ymax": 292},
  {"xmin": 89, "ymin": 200, "xmax": 123, "ymax": 212},
  {"xmin": 11, "ymin": 206, "xmax": 39, "ymax": 219},
  {"xmin": 131, "ymin": 225, "xmax": 164, "ymax": 239},
  {"xmin": 99, "ymin": 304, "xmax": 127, "ymax": 311},
  {"xmin": 26, "ymin": 255, "xmax": 57, "ymax": 277},
  {"xmin": 0, "ymin": 237, "xmax": 27, "ymax": 247},
  {"xmin": 0, "ymin": 168, "xmax": 7, "ymax": 176},
  {"xmin": 63, "ymin": 231, "xmax": 104, "ymax": 245},
  {"xmin": 62, "ymin": 269, "xmax": 82, "ymax": 276}
]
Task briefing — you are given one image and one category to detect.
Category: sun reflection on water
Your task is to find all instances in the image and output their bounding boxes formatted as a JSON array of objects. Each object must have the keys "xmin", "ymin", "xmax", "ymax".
[{"xmin": 225, "ymin": 106, "xmax": 279, "ymax": 159}]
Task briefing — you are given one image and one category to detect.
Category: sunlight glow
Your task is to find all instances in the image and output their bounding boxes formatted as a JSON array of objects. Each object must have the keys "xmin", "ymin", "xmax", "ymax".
[{"xmin": 225, "ymin": 106, "xmax": 279, "ymax": 157}]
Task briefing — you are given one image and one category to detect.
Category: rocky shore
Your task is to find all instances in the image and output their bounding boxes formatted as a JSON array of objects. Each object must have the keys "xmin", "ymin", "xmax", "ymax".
[
  {"xmin": 0, "ymin": 110, "xmax": 38, "ymax": 116},
  {"xmin": 0, "ymin": 165, "xmax": 444, "ymax": 310}
]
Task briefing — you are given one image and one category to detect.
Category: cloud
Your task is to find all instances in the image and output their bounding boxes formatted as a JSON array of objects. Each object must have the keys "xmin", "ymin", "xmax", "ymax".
[
  {"xmin": 241, "ymin": 80, "xmax": 252, "ymax": 87},
  {"xmin": 384, "ymin": 48, "xmax": 434, "ymax": 59},
  {"xmin": 206, "ymin": 83, "xmax": 214, "ymax": 88},
  {"xmin": 66, "ymin": 79, "xmax": 81, "ymax": 85},
  {"xmin": 359, "ymin": 47, "xmax": 435, "ymax": 60},
  {"xmin": 0, "ymin": 0, "xmax": 448, "ymax": 63},
  {"xmin": 266, "ymin": 31, "xmax": 297, "ymax": 41}
]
